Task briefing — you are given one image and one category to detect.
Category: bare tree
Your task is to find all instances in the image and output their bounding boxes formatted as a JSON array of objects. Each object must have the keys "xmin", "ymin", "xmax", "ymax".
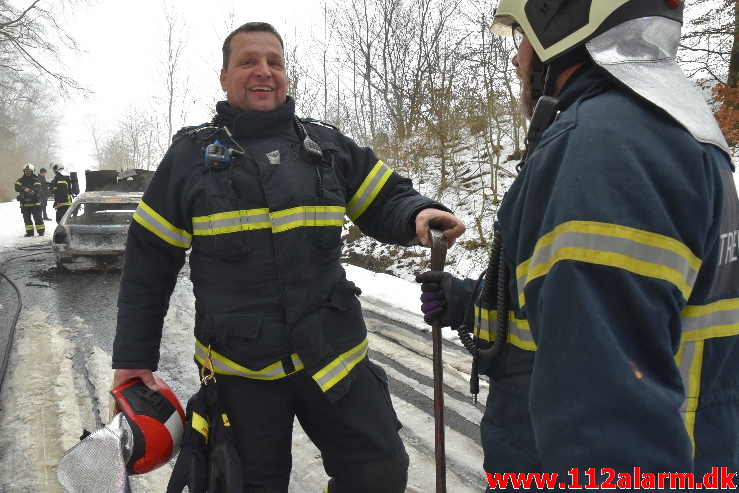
[
  {"xmin": 0, "ymin": 0, "xmax": 86, "ymax": 91},
  {"xmin": 157, "ymin": 6, "xmax": 189, "ymax": 144}
]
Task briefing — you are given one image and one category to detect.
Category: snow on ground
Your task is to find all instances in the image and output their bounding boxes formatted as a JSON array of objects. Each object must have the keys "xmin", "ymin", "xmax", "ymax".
[{"xmin": 0, "ymin": 199, "xmax": 481, "ymax": 492}]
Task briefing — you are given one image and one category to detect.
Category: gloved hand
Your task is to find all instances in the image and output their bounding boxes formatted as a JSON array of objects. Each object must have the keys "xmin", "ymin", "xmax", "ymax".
[{"xmin": 415, "ymin": 270, "xmax": 453, "ymax": 327}]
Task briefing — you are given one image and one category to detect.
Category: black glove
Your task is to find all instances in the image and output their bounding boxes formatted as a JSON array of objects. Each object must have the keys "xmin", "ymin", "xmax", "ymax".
[{"xmin": 415, "ymin": 270, "xmax": 453, "ymax": 327}]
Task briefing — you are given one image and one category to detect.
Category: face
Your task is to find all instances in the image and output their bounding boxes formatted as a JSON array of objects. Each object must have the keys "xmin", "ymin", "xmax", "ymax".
[
  {"xmin": 24, "ymin": 169, "xmax": 31, "ymax": 176},
  {"xmin": 220, "ymin": 31, "xmax": 288, "ymax": 113},
  {"xmin": 512, "ymin": 35, "xmax": 536, "ymax": 120}
]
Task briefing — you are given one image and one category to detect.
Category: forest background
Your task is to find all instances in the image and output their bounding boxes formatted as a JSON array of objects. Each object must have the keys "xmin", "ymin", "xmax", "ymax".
[{"xmin": 0, "ymin": 0, "xmax": 735, "ymax": 278}]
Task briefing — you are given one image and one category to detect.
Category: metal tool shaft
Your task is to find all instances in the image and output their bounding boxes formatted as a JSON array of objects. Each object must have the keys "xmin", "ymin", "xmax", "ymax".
[{"xmin": 429, "ymin": 229, "xmax": 448, "ymax": 493}]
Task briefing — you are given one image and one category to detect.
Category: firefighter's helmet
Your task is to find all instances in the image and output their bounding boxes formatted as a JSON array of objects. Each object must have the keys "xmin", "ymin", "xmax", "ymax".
[
  {"xmin": 491, "ymin": 0, "xmax": 684, "ymax": 64},
  {"xmin": 23, "ymin": 163, "xmax": 34, "ymax": 173},
  {"xmin": 51, "ymin": 162, "xmax": 64, "ymax": 172},
  {"xmin": 110, "ymin": 375, "xmax": 186, "ymax": 475}
]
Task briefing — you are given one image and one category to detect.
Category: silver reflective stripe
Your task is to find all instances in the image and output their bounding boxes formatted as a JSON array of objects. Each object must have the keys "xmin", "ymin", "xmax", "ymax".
[
  {"xmin": 518, "ymin": 221, "xmax": 701, "ymax": 307},
  {"xmin": 191, "ymin": 206, "xmax": 345, "ymax": 236},
  {"xmin": 194, "ymin": 343, "xmax": 304, "ymax": 380},
  {"xmin": 270, "ymin": 207, "xmax": 346, "ymax": 232},
  {"xmin": 681, "ymin": 299, "xmax": 739, "ymax": 341},
  {"xmin": 133, "ymin": 201, "xmax": 192, "ymax": 248},
  {"xmin": 346, "ymin": 161, "xmax": 393, "ymax": 221},
  {"xmin": 475, "ymin": 306, "xmax": 537, "ymax": 351},
  {"xmin": 677, "ymin": 339, "xmax": 703, "ymax": 457},
  {"xmin": 192, "ymin": 210, "xmax": 270, "ymax": 235},
  {"xmin": 312, "ymin": 338, "xmax": 369, "ymax": 392}
]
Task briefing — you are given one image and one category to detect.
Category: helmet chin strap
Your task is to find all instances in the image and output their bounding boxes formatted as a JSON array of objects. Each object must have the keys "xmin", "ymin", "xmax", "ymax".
[{"xmin": 529, "ymin": 52, "xmax": 548, "ymax": 101}]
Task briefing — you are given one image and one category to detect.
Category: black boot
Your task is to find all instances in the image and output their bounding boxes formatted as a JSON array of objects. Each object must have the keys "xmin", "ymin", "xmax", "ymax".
[{"xmin": 25, "ymin": 232, "xmax": 34, "ymax": 237}]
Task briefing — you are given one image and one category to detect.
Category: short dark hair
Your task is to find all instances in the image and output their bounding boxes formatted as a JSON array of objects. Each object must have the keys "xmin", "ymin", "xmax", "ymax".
[{"xmin": 222, "ymin": 22, "xmax": 284, "ymax": 70}]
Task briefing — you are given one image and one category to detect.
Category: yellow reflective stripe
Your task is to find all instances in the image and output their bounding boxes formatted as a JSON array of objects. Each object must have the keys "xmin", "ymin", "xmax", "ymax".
[
  {"xmin": 681, "ymin": 298, "xmax": 739, "ymax": 341},
  {"xmin": 133, "ymin": 201, "xmax": 192, "ymax": 249},
  {"xmin": 222, "ymin": 414, "xmax": 230, "ymax": 426},
  {"xmin": 191, "ymin": 411, "xmax": 209, "ymax": 442},
  {"xmin": 676, "ymin": 339, "xmax": 704, "ymax": 458},
  {"xmin": 270, "ymin": 206, "xmax": 346, "ymax": 232},
  {"xmin": 474, "ymin": 306, "xmax": 537, "ymax": 351},
  {"xmin": 516, "ymin": 221, "xmax": 701, "ymax": 308},
  {"xmin": 346, "ymin": 161, "xmax": 393, "ymax": 221},
  {"xmin": 312, "ymin": 338, "xmax": 369, "ymax": 392},
  {"xmin": 192, "ymin": 208, "xmax": 270, "ymax": 235},
  {"xmin": 194, "ymin": 340, "xmax": 304, "ymax": 380},
  {"xmin": 191, "ymin": 206, "xmax": 345, "ymax": 236}
]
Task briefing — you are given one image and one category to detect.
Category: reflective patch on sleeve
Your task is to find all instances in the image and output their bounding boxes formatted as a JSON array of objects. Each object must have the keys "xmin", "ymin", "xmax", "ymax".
[
  {"xmin": 133, "ymin": 201, "xmax": 192, "ymax": 249},
  {"xmin": 474, "ymin": 306, "xmax": 537, "ymax": 351},
  {"xmin": 681, "ymin": 298, "xmax": 739, "ymax": 341},
  {"xmin": 312, "ymin": 338, "xmax": 369, "ymax": 392},
  {"xmin": 346, "ymin": 161, "xmax": 393, "ymax": 221},
  {"xmin": 516, "ymin": 221, "xmax": 701, "ymax": 308}
]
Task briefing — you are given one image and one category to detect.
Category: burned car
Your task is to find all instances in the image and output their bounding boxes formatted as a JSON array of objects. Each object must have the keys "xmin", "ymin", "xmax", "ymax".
[{"xmin": 52, "ymin": 191, "xmax": 143, "ymax": 271}]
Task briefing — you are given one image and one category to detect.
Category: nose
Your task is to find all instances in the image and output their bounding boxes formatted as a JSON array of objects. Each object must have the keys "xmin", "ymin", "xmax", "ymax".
[
  {"xmin": 512, "ymin": 52, "xmax": 519, "ymax": 68},
  {"xmin": 254, "ymin": 59, "xmax": 271, "ymax": 77}
]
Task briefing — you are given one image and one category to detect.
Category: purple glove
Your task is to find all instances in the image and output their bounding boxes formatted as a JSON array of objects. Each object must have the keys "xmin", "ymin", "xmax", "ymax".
[{"xmin": 415, "ymin": 270, "xmax": 453, "ymax": 326}]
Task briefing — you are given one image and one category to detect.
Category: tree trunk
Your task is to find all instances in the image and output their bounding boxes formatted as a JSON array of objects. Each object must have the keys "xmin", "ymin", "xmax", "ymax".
[{"xmin": 729, "ymin": 0, "xmax": 739, "ymax": 87}]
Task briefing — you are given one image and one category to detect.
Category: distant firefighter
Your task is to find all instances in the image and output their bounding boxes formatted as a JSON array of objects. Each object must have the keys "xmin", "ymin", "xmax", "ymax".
[
  {"xmin": 49, "ymin": 163, "xmax": 73, "ymax": 222},
  {"xmin": 14, "ymin": 163, "xmax": 45, "ymax": 237}
]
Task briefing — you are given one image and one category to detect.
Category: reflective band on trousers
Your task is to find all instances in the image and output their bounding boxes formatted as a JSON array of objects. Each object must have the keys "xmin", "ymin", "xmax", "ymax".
[
  {"xmin": 516, "ymin": 221, "xmax": 701, "ymax": 308},
  {"xmin": 134, "ymin": 201, "xmax": 193, "ymax": 249},
  {"xmin": 346, "ymin": 161, "xmax": 393, "ymax": 221},
  {"xmin": 194, "ymin": 341, "xmax": 304, "ymax": 380},
  {"xmin": 474, "ymin": 306, "xmax": 536, "ymax": 351},
  {"xmin": 191, "ymin": 205, "xmax": 346, "ymax": 236}
]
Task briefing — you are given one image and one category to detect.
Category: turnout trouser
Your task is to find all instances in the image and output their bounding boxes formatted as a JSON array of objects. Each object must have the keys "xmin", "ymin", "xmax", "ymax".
[
  {"xmin": 215, "ymin": 359, "xmax": 409, "ymax": 493},
  {"xmin": 56, "ymin": 204, "xmax": 70, "ymax": 223},
  {"xmin": 21, "ymin": 206, "xmax": 44, "ymax": 236}
]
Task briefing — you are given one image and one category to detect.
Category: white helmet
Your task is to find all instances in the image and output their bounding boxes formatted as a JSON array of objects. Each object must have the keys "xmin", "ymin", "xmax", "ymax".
[
  {"xmin": 52, "ymin": 162, "xmax": 65, "ymax": 172},
  {"xmin": 23, "ymin": 163, "xmax": 34, "ymax": 173}
]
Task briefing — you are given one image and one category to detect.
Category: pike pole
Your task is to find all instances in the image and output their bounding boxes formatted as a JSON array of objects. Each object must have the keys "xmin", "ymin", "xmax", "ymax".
[{"xmin": 429, "ymin": 229, "xmax": 448, "ymax": 493}]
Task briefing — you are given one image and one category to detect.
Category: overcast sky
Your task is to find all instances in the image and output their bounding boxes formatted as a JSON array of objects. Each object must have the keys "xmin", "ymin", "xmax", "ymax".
[{"xmin": 56, "ymin": 0, "xmax": 325, "ymax": 171}]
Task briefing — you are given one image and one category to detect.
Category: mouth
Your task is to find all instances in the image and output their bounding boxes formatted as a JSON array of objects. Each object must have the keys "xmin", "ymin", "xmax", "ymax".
[{"xmin": 249, "ymin": 86, "xmax": 274, "ymax": 92}]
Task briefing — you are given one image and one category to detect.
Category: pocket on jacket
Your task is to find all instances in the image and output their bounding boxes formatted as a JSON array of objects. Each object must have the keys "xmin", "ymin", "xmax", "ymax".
[
  {"xmin": 205, "ymin": 171, "xmax": 251, "ymax": 260},
  {"xmin": 310, "ymin": 164, "xmax": 345, "ymax": 250},
  {"xmin": 201, "ymin": 312, "xmax": 265, "ymax": 342}
]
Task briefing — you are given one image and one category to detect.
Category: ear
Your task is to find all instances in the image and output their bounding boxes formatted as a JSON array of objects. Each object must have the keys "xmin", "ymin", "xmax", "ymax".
[{"xmin": 219, "ymin": 68, "xmax": 228, "ymax": 92}]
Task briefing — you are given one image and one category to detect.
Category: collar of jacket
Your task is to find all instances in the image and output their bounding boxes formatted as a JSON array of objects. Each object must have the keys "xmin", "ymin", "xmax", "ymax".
[
  {"xmin": 552, "ymin": 64, "xmax": 610, "ymax": 114},
  {"xmin": 216, "ymin": 96, "xmax": 296, "ymax": 139}
]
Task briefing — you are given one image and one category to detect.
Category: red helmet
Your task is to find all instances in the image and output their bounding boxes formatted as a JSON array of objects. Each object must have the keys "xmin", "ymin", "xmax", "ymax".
[{"xmin": 110, "ymin": 374, "xmax": 186, "ymax": 475}]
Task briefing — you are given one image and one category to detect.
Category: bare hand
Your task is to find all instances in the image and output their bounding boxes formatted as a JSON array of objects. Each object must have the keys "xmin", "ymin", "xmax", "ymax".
[
  {"xmin": 415, "ymin": 208, "xmax": 466, "ymax": 247},
  {"xmin": 112, "ymin": 368, "xmax": 158, "ymax": 391}
]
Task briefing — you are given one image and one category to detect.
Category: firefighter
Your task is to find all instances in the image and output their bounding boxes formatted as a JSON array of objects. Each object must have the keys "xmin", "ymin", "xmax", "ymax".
[
  {"xmin": 14, "ymin": 163, "xmax": 44, "ymax": 237},
  {"xmin": 417, "ymin": 0, "xmax": 739, "ymax": 486},
  {"xmin": 49, "ymin": 163, "xmax": 73, "ymax": 222},
  {"xmin": 38, "ymin": 167, "xmax": 51, "ymax": 221},
  {"xmin": 111, "ymin": 22, "xmax": 465, "ymax": 492}
]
